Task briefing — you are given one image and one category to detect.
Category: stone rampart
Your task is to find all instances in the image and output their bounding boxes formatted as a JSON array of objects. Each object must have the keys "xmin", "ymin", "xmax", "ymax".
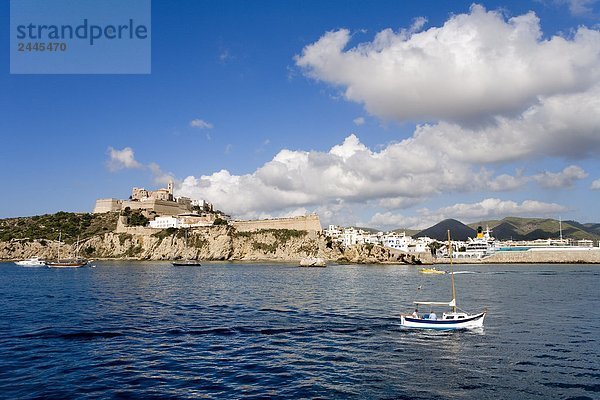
[
  {"xmin": 484, "ymin": 249, "xmax": 600, "ymax": 263},
  {"xmin": 434, "ymin": 249, "xmax": 600, "ymax": 264},
  {"xmin": 122, "ymin": 199, "xmax": 189, "ymax": 216},
  {"xmin": 231, "ymin": 214, "xmax": 322, "ymax": 232},
  {"xmin": 93, "ymin": 198, "xmax": 122, "ymax": 213},
  {"xmin": 115, "ymin": 216, "xmax": 160, "ymax": 235}
]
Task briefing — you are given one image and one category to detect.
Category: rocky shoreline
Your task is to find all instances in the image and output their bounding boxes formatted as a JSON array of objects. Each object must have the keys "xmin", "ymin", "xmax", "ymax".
[
  {"xmin": 0, "ymin": 226, "xmax": 426, "ymax": 265},
  {"xmin": 2, "ymin": 226, "xmax": 599, "ymax": 265}
]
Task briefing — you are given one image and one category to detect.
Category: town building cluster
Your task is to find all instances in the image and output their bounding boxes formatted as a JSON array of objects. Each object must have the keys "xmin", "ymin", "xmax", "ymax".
[
  {"xmin": 324, "ymin": 225, "xmax": 435, "ymax": 253},
  {"xmin": 93, "ymin": 181, "xmax": 214, "ymax": 217}
]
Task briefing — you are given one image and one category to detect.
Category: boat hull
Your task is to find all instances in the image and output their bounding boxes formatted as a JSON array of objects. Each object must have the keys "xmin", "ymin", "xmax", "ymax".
[
  {"xmin": 419, "ymin": 268, "xmax": 445, "ymax": 274},
  {"xmin": 15, "ymin": 257, "xmax": 46, "ymax": 267},
  {"xmin": 401, "ymin": 312, "xmax": 486, "ymax": 330},
  {"xmin": 15, "ymin": 261, "xmax": 46, "ymax": 267},
  {"xmin": 46, "ymin": 262, "xmax": 87, "ymax": 268},
  {"xmin": 172, "ymin": 261, "xmax": 202, "ymax": 266}
]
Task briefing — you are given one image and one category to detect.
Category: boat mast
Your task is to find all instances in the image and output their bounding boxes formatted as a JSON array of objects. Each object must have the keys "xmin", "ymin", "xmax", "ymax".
[
  {"xmin": 559, "ymin": 216, "xmax": 563, "ymax": 241},
  {"xmin": 448, "ymin": 230, "xmax": 457, "ymax": 313},
  {"xmin": 75, "ymin": 235, "xmax": 80, "ymax": 260},
  {"xmin": 57, "ymin": 230, "xmax": 62, "ymax": 262}
]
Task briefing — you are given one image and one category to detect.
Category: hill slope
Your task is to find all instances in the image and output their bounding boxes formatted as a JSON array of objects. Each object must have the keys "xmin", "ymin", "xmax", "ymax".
[
  {"xmin": 414, "ymin": 219, "xmax": 476, "ymax": 241},
  {"xmin": 467, "ymin": 217, "xmax": 600, "ymax": 241}
]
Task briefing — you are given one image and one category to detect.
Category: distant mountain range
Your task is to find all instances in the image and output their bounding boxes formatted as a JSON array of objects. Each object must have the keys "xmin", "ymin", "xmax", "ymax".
[
  {"xmin": 412, "ymin": 219, "xmax": 476, "ymax": 241},
  {"xmin": 408, "ymin": 217, "xmax": 600, "ymax": 241}
]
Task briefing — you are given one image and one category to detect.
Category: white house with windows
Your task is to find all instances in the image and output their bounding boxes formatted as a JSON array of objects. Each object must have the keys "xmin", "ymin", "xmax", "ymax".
[
  {"xmin": 381, "ymin": 232, "xmax": 412, "ymax": 251},
  {"xmin": 149, "ymin": 216, "xmax": 180, "ymax": 229}
]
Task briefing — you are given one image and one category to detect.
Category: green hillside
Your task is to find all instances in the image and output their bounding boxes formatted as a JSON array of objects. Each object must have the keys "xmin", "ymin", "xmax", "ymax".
[
  {"xmin": 0, "ymin": 212, "xmax": 119, "ymax": 243},
  {"xmin": 467, "ymin": 217, "xmax": 600, "ymax": 241},
  {"xmin": 414, "ymin": 219, "xmax": 476, "ymax": 241}
]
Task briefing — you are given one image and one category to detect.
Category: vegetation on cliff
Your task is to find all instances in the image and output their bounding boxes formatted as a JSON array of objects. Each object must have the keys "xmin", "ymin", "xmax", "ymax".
[
  {"xmin": 120, "ymin": 208, "xmax": 149, "ymax": 227},
  {"xmin": 0, "ymin": 212, "xmax": 118, "ymax": 244},
  {"xmin": 235, "ymin": 228, "xmax": 308, "ymax": 254}
]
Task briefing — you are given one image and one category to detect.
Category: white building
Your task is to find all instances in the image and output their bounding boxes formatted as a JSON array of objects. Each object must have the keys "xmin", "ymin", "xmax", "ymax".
[
  {"xmin": 328, "ymin": 225, "xmax": 432, "ymax": 253},
  {"xmin": 324, "ymin": 224, "xmax": 342, "ymax": 238},
  {"xmin": 149, "ymin": 216, "xmax": 180, "ymax": 229},
  {"xmin": 191, "ymin": 199, "xmax": 214, "ymax": 211},
  {"xmin": 408, "ymin": 237, "xmax": 434, "ymax": 253},
  {"xmin": 381, "ymin": 232, "xmax": 412, "ymax": 251}
]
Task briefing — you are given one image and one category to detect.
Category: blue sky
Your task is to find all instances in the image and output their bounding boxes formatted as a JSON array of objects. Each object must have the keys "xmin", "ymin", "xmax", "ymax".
[{"xmin": 1, "ymin": 0, "xmax": 600, "ymax": 228}]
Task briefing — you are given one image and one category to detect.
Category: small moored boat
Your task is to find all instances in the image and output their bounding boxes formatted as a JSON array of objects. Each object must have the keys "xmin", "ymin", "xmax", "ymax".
[
  {"xmin": 46, "ymin": 260, "xmax": 88, "ymax": 268},
  {"xmin": 15, "ymin": 257, "xmax": 46, "ymax": 267},
  {"xmin": 172, "ymin": 229, "xmax": 202, "ymax": 266},
  {"xmin": 172, "ymin": 260, "xmax": 202, "ymax": 266},
  {"xmin": 46, "ymin": 231, "xmax": 88, "ymax": 268},
  {"xmin": 419, "ymin": 267, "xmax": 446, "ymax": 275},
  {"xmin": 401, "ymin": 230, "xmax": 486, "ymax": 330}
]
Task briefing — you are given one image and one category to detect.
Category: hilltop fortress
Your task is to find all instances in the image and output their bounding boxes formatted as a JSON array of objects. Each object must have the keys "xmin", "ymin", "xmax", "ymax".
[
  {"xmin": 93, "ymin": 182, "xmax": 322, "ymax": 233},
  {"xmin": 93, "ymin": 181, "xmax": 213, "ymax": 216}
]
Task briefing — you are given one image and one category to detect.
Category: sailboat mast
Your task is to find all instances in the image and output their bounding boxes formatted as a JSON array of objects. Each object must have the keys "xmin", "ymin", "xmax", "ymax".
[
  {"xmin": 448, "ymin": 230, "xmax": 457, "ymax": 313},
  {"xmin": 559, "ymin": 216, "xmax": 563, "ymax": 241},
  {"xmin": 76, "ymin": 235, "xmax": 80, "ymax": 260},
  {"xmin": 57, "ymin": 230, "xmax": 61, "ymax": 262}
]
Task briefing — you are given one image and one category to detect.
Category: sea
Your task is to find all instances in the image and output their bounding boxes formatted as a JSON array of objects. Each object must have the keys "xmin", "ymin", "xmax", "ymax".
[{"xmin": 0, "ymin": 261, "xmax": 598, "ymax": 399}]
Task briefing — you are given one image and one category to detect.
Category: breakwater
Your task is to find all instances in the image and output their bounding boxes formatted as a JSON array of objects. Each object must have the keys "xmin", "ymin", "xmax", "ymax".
[{"xmin": 434, "ymin": 249, "xmax": 600, "ymax": 264}]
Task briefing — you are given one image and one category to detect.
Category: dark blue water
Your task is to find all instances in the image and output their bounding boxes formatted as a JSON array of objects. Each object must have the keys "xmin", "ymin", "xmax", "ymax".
[{"xmin": 1, "ymin": 262, "xmax": 599, "ymax": 399}]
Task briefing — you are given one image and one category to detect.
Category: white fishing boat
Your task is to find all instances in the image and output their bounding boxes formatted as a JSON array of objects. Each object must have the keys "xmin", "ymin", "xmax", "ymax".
[
  {"xmin": 172, "ymin": 259, "xmax": 202, "ymax": 266},
  {"xmin": 15, "ymin": 256, "xmax": 46, "ymax": 267},
  {"xmin": 401, "ymin": 230, "xmax": 486, "ymax": 330}
]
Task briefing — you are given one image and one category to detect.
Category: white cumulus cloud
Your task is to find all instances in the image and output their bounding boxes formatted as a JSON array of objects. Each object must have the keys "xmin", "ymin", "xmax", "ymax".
[
  {"xmin": 353, "ymin": 117, "xmax": 365, "ymax": 126},
  {"xmin": 107, "ymin": 147, "xmax": 142, "ymax": 171},
  {"xmin": 559, "ymin": 0, "xmax": 599, "ymax": 16},
  {"xmin": 295, "ymin": 4, "xmax": 600, "ymax": 122},
  {"xmin": 176, "ymin": 134, "xmax": 537, "ymax": 219},
  {"xmin": 190, "ymin": 119, "xmax": 214, "ymax": 129},
  {"xmin": 106, "ymin": 147, "xmax": 175, "ymax": 186},
  {"xmin": 369, "ymin": 198, "xmax": 568, "ymax": 230},
  {"xmin": 533, "ymin": 165, "xmax": 588, "ymax": 188},
  {"xmin": 591, "ymin": 178, "xmax": 600, "ymax": 189},
  {"xmin": 408, "ymin": 84, "xmax": 600, "ymax": 163}
]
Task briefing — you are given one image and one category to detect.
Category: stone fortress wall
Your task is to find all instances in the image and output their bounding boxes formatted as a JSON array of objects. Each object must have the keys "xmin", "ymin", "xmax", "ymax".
[
  {"xmin": 93, "ymin": 198, "xmax": 123, "ymax": 214},
  {"xmin": 94, "ymin": 198, "xmax": 191, "ymax": 216},
  {"xmin": 231, "ymin": 214, "xmax": 322, "ymax": 233}
]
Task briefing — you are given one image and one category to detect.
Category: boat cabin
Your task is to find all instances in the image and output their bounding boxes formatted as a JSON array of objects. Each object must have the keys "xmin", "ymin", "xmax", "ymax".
[{"xmin": 442, "ymin": 312, "xmax": 469, "ymax": 320}]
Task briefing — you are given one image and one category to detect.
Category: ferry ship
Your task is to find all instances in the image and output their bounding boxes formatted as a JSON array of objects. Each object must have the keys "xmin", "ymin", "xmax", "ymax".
[{"xmin": 452, "ymin": 226, "xmax": 496, "ymax": 260}]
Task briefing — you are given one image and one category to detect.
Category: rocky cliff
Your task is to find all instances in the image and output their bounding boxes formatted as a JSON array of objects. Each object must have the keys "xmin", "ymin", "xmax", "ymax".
[{"xmin": 0, "ymin": 226, "xmax": 425, "ymax": 264}]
